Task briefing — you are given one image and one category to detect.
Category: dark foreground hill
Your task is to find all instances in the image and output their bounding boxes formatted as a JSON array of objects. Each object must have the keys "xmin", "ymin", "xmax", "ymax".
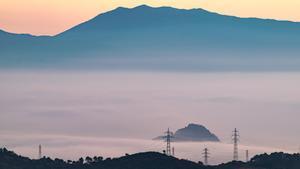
[
  {"xmin": 1, "ymin": 5, "xmax": 300, "ymax": 71},
  {"xmin": 1, "ymin": 148, "xmax": 300, "ymax": 169}
]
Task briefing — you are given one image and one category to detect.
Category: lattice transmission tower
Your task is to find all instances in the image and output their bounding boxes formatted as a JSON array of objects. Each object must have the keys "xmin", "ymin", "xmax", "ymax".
[
  {"xmin": 172, "ymin": 147, "xmax": 175, "ymax": 156},
  {"xmin": 232, "ymin": 128, "xmax": 239, "ymax": 161},
  {"xmin": 164, "ymin": 128, "xmax": 173, "ymax": 156},
  {"xmin": 38, "ymin": 144, "xmax": 42, "ymax": 159},
  {"xmin": 246, "ymin": 150, "xmax": 249, "ymax": 162},
  {"xmin": 202, "ymin": 148, "xmax": 209, "ymax": 165}
]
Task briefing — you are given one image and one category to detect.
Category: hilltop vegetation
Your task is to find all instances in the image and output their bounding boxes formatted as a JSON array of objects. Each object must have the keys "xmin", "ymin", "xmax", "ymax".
[{"xmin": 1, "ymin": 148, "xmax": 300, "ymax": 169}]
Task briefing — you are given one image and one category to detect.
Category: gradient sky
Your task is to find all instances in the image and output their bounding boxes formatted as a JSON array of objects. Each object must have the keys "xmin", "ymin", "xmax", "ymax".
[{"xmin": 1, "ymin": 0, "xmax": 300, "ymax": 35}]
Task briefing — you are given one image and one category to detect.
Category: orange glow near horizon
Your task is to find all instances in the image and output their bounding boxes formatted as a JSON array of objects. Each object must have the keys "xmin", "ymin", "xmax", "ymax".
[{"xmin": 1, "ymin": 0, "xmax": 300, "ymax": 35}]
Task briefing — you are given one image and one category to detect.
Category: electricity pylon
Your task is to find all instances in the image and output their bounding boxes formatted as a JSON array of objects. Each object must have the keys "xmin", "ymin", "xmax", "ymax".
[
  {"xmin": 202, "ymin": 148, "xmax": 209, "ymax": 165},
  {"xmin": 38, "ymin": 144, "xmax": 42, "ymax": 159},
  {"xmin": 172, "ymin": 147, "xmax": 175, "ymax": 156},
  {"xmin": 246, "ymin": 150, "xmax": 249, "ymax": 162},
  {"xmin": 232, "ymin": 128, "xmax": 239, "ymax": 161},
  {"xmin": 165, "ymin": 128, "xmax": 173, "ymax": 156}
]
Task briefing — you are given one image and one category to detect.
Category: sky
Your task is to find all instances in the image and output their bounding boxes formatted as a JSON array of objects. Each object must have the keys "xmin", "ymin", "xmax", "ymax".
[
  {"xmin": 0, "ymin": 71, "xmax": 300, "ymax": 163},
  {"xmin": 1, "ymin": 0, "xmax": 300, "ymax": 35}
]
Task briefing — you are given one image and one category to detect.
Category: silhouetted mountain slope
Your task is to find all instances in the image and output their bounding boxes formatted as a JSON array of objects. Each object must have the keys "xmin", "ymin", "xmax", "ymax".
[
  {"xmin": 250, "ymin": 152, "xmax": 300, "ymax": 169},
  {"xmin": 1, "ymin": 148, "xmax": 300, "ymax": 169},
  {"xmin": 155, "ymin": 123, "xmax": 220, "ymax": 142},
  {"xmin": 0, "ymin": 148, "xmax": 205, "ymax": 169},
  {"xmin": 1, "ymin": 5, "xmax": 300, "ymax": 70},
  {"xmin": 174, "ymin": 124, "xmax": 220, "ymax": 142}
]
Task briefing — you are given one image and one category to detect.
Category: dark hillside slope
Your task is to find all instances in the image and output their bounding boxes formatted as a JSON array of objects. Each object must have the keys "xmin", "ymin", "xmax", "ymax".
[{"xmin": 1, "ymin": 148, "xmax": 300, "ymax": 169}]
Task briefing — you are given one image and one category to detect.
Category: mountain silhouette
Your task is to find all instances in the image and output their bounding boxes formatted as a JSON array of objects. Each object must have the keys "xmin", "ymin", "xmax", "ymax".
[
  {"xmin": 154, "ymin": 123, "xmax": 220, "ymax": 142},
  {"xmin": 1, "ymin": 5, "xmax": 300, "ymax": 70}
]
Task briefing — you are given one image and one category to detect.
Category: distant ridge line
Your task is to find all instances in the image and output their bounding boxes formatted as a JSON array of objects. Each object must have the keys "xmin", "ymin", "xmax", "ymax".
[{"xmin": 1, "ymin": 4, "xmax": 300, "ymax": 36}]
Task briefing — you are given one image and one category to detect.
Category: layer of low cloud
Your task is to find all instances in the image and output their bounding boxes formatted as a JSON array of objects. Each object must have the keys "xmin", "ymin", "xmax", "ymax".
[{"xmin": 0, "ymin": 71, "xmax": 300, "ymax": 163}]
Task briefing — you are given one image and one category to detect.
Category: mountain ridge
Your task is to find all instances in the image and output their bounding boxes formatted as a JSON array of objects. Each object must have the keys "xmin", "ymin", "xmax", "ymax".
[
  {"xmin": 2, "ymin": 5, "xmax": 300, "ymax": 36},
  {"xmin": 58, "ymin": 5, "xmax": 300, "ymax": 37},
  {"xmin": 1, "ymin": 5, "xmax": 300, "ymax": 71},
  {"xmin": 174, "ymin": 123, "xmax": 220, "ymax": 142},
  {"xmin": 154, "ymin": 123, "xmax": 220, "ymax": 142}
]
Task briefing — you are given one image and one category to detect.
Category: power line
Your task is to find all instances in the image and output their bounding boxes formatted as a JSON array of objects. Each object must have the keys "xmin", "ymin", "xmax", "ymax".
[{"xmin": 232, "ymin": 128, "xmax": 239, "ymax": 161}]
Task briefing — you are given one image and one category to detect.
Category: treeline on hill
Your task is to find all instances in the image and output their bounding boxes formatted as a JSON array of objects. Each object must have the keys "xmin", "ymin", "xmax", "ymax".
[{"xmin": 1, "ymin": 148, "xmax": 300, "ymax": 169}]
